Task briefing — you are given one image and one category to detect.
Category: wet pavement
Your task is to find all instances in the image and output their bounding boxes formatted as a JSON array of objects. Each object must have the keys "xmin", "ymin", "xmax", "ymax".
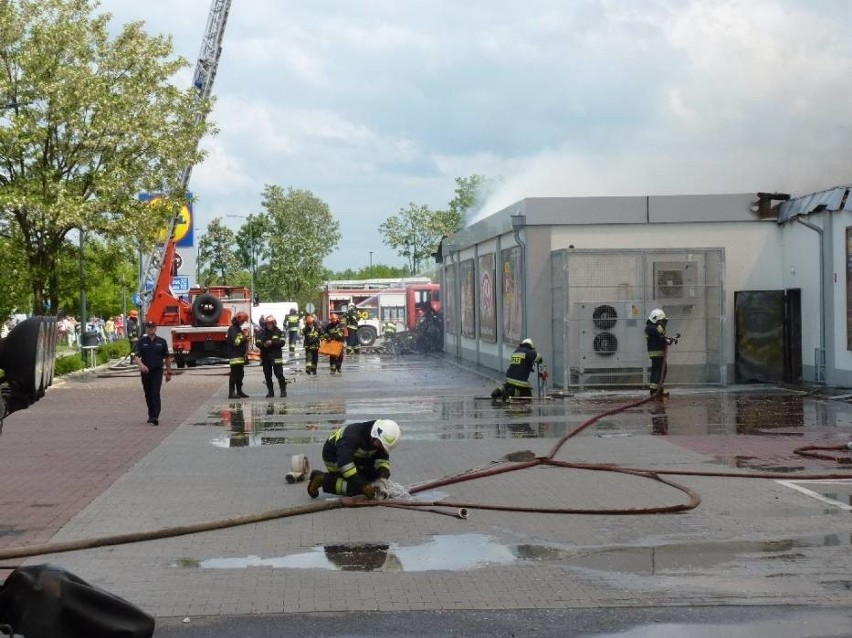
[{"xmin": 4, "ymin": 350, "xmax": 852, "ymax": 634}]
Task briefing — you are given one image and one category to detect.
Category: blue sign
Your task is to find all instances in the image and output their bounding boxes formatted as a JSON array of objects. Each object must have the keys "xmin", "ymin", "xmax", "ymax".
[
  {"xmin": 144, "ymin": 277, "xmax": 155, "ymax": 292},
  {"xmin": 132, "ymin": 293, "xmax": 141, "ymax": 306},
  {"xmin": 171, "ymin": 276, "xmax": 190, "ymax": 294}
]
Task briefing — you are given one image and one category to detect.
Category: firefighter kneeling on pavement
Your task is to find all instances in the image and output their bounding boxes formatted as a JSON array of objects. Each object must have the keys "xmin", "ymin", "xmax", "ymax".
[
  {"xmin": 491, "ymin": 338, "xmax": 543, "ymax": 404},
  {"xmin": 308, "ymin": 419, "xmax": 401, "ymax": 499},
  {"xmin": 258, "ymin": 316, "xmax": 287, "ymax": 397}
]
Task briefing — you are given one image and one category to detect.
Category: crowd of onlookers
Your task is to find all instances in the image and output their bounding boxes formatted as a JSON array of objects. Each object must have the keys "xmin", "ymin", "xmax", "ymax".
[{"xmin": 55, "ymin": 315, "xmax": 128, "ymax": 347}]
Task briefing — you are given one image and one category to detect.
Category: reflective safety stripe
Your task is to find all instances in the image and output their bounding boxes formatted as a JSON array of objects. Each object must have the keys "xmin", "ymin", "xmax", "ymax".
[
  {"xmin": 325, "ymin": 461, "xmax": 339, "ymax": 473},
  {"xmin": 506, "ymin": 378, "xmax": 531, "ymax": 389},
  {"xmin": 329, "ymin": 428, "xmax": 344, "ymax": 443},
  {"xmin": 374, "ymin": 459, "xmax": 390, "ymax": 471},
  {"xmin": 229, "ymin": 358, "xmax": 245, "ymax": 365},
  {"xmin": 353, "ymin": 449, "xmax": 374, "ymax": 459},
  {"xmin": 335, "ymin": 478, "xmax": 347, "ymax": 495},
  {"xmin": 649, "ymin": 351, "xmax": 664, "ymax": 358},
  {"xmin": 340, "ymin": 462, "xmax": 357, "ymax": 478},
  {"xmin": 274, "ymin": 358, "xmax": 284, "ymax": 364}
]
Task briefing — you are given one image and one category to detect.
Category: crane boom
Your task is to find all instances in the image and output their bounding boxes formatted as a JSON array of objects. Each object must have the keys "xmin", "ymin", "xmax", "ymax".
[{"xmin": 139, "ymin": 0, "xmax": 233, "ymax": 314}]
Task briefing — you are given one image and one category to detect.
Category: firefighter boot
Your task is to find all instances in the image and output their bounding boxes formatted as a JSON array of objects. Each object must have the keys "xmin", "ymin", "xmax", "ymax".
[
  {"xmin": 279, "ymin": 381, "xmax": 287, "ymax": 398},
  {"xmin": 236, "ymin": 386, "xmax": 250, "ymax": 399},
  {"xmin": 265, "ymin": 381, "xmax": 274, "ymax": 398},
  {"xmin": 307, "ymin": 470, "xmax": 325, "ymax": 498},
  {"xmin": 228, "ymin": 382, "xmax": 237, "ymax": 399}
]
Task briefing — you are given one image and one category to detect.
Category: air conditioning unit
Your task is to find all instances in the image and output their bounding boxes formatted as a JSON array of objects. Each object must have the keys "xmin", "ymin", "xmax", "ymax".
[
  {"xmin": 653, "ymin": 261, "xmax": 698, "ymax": 304},
  {"xmin": 575, "ymin": 301, "xmax": 646, "ymax": 368}
]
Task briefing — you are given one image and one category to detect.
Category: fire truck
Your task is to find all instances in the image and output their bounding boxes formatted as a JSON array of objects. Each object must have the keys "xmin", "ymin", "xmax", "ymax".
[
  {"xmin": 320, "ymin": 279, "xmax": 441, "ymax": 346},
  {"xmin": 137, "ymin": 0, "xmax": 238, "ymax": 367}
]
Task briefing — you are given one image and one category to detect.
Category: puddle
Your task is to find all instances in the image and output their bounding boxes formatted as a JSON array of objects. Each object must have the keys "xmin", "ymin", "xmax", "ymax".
[
  {"xmin": 190, "ymin": 389, "xmax": 852, "ymax": 448},
  {"xmin": 187, "ymin": 532, "xmax": 852, "ymax": 573},
  {"xmin": 779, "ymin": 479, "xmax": 852, "ymax": 510}
]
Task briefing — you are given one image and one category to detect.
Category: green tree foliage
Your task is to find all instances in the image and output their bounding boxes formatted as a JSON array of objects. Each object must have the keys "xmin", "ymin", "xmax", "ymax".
[
  {"xmin": 244, "ymin": 185, "xmax": 340, "ymax": 305},
  {"xmin": 197, "ymin": 217, "xmax": 240, "ymax": 286},
  {"xmin": 378, "ymin": 202, "xmax": 437, "ymax": 274},
  {"xmin": 378, "ymin": 175, "xmax": 494, "ymax": 273},
  {"xmin": 0, "ymin": 0, "xmax": 213, "ymax": 313},
  {"xmin": 325, "ymin": 263, "xmax": 410, "ymax": 280},
  {"xmin": 0, "ymin": 235, "xmax": 31, "ymax": 319}
]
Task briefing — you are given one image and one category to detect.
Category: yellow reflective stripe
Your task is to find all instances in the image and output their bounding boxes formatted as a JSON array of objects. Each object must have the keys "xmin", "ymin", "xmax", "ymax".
[
  {"xmin": 375, "ymin": 459, "xmax": 390, "ymax": 471},
  {"xmin": 274, "ymin": 358, "xmax": 284, "ymax": 364},
  {"xmin": 324, "ymin": 462, "xmax": 339, "ymax": 473},
  {"xmin": 235, "ymin": 334, "xmax": 244, "ymax": 345},
  {"xmin": 649, "ymin": 351, "xmax": 664, "ymax": 358},
  {"xmin": 353, "ymin": 449, "xmax": 373, "ymax": 459},
  {"xmin": 329, "ymin": 428, "xmax": 344, "ymax": 443},
  {"xmin": 506, "ymin": 378, "xmax": 531, "ymax": 388},
  {"xmin": 340, "ymin": 463, "xmax": 357, "ymax": 478},
  {"xmin": 335, "ymin": 478, "xmax": 347, "ymax": 495},
  {"xmin": 229, "ymin": 358, "xmax": 245, "ymax": 365}
]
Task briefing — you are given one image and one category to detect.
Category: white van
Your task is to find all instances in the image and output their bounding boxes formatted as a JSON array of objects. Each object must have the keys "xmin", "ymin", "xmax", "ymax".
[{"xmin": 252, "ymin": 302, "xmax": 299, "ymax": 326}]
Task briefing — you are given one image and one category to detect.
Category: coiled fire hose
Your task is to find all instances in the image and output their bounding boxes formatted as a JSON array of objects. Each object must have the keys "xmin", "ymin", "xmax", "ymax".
[{"xmin": 4, "ymin": 387, "xmax": 852, "ymax": 560}]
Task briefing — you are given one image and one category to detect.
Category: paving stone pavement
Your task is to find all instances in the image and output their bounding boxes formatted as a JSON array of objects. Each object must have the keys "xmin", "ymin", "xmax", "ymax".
[{"xmin": 4, "ymin": 352, "xmax": 852, "ymax": 622}]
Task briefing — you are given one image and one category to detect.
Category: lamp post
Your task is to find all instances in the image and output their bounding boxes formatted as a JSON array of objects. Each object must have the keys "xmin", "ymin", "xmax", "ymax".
[
  {"xmin": 369, "ymin": 251, "xmax": 373, "ymax": 279},
  {"xmin": 227, "ymin": 214, "xmax": 255, "ymax": 305}
]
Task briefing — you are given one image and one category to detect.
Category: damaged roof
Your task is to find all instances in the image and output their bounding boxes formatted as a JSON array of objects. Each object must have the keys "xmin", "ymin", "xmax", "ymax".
[{"xmin": 778, "ymin": 185, "xmax": 852, "ymax": 223}]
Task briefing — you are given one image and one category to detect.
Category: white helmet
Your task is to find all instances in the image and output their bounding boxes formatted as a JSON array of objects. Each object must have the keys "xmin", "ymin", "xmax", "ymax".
[
  {"xmin": 648, "ymin": 308, "xmax": 666, "ymax": 324},
  {"xmin": 371, "ymin": 419, "xmax": 401, "ymax": 452},
  {"xmin": 521, "ymin": 338, "xmax": 535, "ymax": 349}
]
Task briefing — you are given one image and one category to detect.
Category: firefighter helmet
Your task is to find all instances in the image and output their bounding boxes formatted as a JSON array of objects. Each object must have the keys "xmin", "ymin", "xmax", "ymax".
[
  {"xmin": 648, "ymin": 308, "xmax": 666, "ymax": 324},
  {"xmin": 371, "ymin": 419, "xmax": 401, "ymax": 452},
  {"xmin": 234, "ymin": 311, "xmax": 249, "ymax": 324},
  {"xmin": 329, "ymin": 313, "xmax": 339, "ymax": 322},
  {"xmin": 129, "ymin": 309, "xmax": 138, "ymax": 318},
  {"xmin": 265, "ymin": 315, "xmax": 277, "ymax": 324},
  {"xmin": 521, "ymin": 338, "xmax": 535, "ymax": 349},
  {"xmin": 306, "ymin": 315, "xmax": 315, "ymax": 325}
]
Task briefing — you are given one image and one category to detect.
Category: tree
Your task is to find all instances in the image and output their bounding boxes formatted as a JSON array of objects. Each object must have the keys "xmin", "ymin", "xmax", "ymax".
[
  {"xmin": 378, "ymin": 202, "xmax": 437, "ymax": 274},
  {"xmin": 249, "ymin": 185, "xmax": 340, "ymax": 304},
  {"xmin": 197, "ymin": 218, "xmax": 240, "ymax": 286},
  {"xmin": 0, "ymin": 0, "xmax": 213, "ymax": 313}
]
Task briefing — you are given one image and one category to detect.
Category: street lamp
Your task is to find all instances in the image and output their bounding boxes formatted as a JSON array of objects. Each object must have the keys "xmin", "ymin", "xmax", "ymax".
[{"xmin": 227, "ymin": 214, "xmax": 255, "ymax": 305}]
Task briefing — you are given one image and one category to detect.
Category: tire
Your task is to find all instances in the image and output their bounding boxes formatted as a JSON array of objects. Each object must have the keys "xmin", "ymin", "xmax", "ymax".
[
  {"xmin": 192, "ymin": 293, "xmax": 223, "ymax": 326},
  {"xmin": 357, "ymin": 326, "xmax": 376, "ymax": 346}
]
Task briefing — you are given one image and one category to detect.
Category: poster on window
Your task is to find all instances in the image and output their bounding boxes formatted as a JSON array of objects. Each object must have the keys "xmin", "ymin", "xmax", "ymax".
[
  {"xmin": 847, "ymin": 227, "xmax": 852, "ymax": 350},
  {"xmin": 444, "ymin": 264, "xmax": 456, "ymax": 335},
  {"xmin": 502, "ymin": 246, "xmax": 523, "ymax": 344},
  {"xmin": 460, "ymin": 259, "xmax": 475, "ymax": 338},
  {"xmin": 478, "ymin": 253, "xmax": 496, "ymax": 341}
]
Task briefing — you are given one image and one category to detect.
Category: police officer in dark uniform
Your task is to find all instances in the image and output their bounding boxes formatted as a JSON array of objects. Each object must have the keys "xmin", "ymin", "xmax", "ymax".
[
  {"xmin": 491, "ymin": 338, "xmax": 543, "ymax": 405},
  {"xmin": 227, "ymin": 311, "xmax": 250, "ymax": 399},
  {"xmin": 258, "ymin": 316, "xmax": 288, "ymax": 397},
  {"xmin": 134, "ymin": 320, "xmax": 172, "ymax": 425}
]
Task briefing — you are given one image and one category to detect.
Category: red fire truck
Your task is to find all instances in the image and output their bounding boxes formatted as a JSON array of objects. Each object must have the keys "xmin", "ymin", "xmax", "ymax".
[{"xmin": 319, "ymin": 279, "xmax": 441, "ymax": 346}]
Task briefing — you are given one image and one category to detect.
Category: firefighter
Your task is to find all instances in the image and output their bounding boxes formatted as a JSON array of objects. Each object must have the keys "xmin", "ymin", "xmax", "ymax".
[
  {"xmin": 258, "ymin": 316, "xmax": 287, "ymax": 397},
  {"xmin": 307, "ymin": 419, "xmax": 401, "ymax": 499},
  {"xmin": 382, "ymin": 319, "xmax": 397, "ymax": 341},
  {"xmin": 285, "ymin": 307, "xmax": 300, "ymax": 353},
  {"xmin": 646, "ymin": 308, "xmax": 671, "ymax": 398},
  {"xmin": 344, "ymin": 303, "xmax": 361, "ymax": 354},
  {"xmin": 127, "ymin": 309, "xmax": 140, "ymax": 361},
  {"xmin": 302, "ymin": 314, "xmax": 321, "ymax": 375},
  {"xmin": 491, "ymin": 338, "xmax": 543, "ymax": 405},
  {"xmin": 324, "ymin": 312, "xmax": 345, "ymax": 374},
  {"xmin": 227, "ymin": 311, "xmax": 250, "ymax": 399}
]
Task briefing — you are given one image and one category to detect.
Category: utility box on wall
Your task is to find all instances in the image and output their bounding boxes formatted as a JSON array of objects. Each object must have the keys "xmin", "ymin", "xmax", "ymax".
[
  {"xmin": 575, "ymin": 301, "xmax": 646, "ymax": 369},
  {"xmin": 653, "ymin": 261, "xmax": 699, "ymax": 305}
]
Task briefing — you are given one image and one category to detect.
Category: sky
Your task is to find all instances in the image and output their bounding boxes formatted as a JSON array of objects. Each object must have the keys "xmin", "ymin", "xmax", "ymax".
[{"xmin": 101, "ymin": 0, "xmax": 852, "ymax": 272}]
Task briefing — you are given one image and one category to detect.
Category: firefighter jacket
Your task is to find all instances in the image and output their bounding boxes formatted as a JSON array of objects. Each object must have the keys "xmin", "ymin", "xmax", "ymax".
[
  {"xmin": 303, "ymin": 323, "xmax": 321, "ymax": 350},
  {"xmin": 226, "ymin": 322, "xmax": 248, "ymax": 364},
  {"xmin": 286, "ymin": 312, "xmax": 300, "ymax": 333},
  {"xmin": 257, "ymin": 326, "xmax": 285, "ymax": 362},
  {"xmin": 505, "ymin": 343, "xmax": 543, "ymax": 389},
  {"xmin": 344, "ymin": 308, "xmax": 360, "ymax": 330},
  {"xmin": 645, "ymin": 320, "xmax": 667, "ymax": 358},
  {"xmin": 383, "ymin": 321, "xmax": 397, "ymax": 337},
  {"xmin": 126, "ymin": 317, "xmax": 139, "ymax": 340},
  {"xmin": 325, "ymin": 321, "xmax": 345, "ymax": 342},
  {"xmin": 322, "ymin": 420, "xmax": 390, "ymax": 492}
]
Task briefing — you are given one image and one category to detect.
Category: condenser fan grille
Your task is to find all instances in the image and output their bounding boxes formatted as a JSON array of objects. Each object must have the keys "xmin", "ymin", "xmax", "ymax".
[{"xmin": 592, "ymin": 304, "xmax": 618, "ymax": 330}]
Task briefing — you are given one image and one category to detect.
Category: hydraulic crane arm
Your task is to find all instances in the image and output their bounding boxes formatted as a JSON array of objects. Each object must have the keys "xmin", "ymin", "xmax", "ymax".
[{"xmin": 139, "ymin": 0, "xmax": 234, "ymax": 314}]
